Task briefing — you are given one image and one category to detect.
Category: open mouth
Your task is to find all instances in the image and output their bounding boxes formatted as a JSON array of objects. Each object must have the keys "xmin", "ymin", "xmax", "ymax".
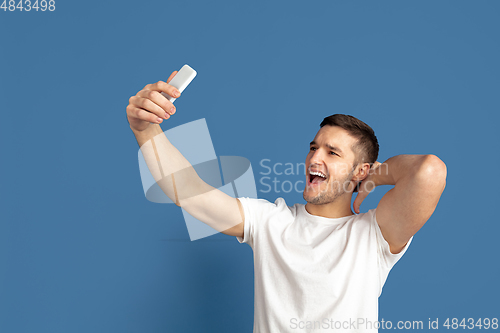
[{"xmin": 308, "ymin": 171, "xmax": 327, "ymax": 184}]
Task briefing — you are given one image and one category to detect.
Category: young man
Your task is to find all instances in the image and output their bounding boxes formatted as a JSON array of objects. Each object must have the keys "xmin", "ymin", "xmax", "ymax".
[{"xmin": 127, "ymin": 71, "xmax": 447, "ymax": 332}]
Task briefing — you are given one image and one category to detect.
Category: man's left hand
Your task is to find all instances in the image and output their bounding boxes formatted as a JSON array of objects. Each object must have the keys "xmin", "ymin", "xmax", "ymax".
[{"xmin": 353, "ymin": 161, "xmax": 382, "ymax": 214}]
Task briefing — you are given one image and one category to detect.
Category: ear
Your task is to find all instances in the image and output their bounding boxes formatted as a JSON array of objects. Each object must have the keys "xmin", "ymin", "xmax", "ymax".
[
  {"xmin": 352, "ymin": 163, "xmax": 371, "ymax": 183},
  {"xmin": 347, "ymin": 163, "xmax": 371, "ymax": 193}
]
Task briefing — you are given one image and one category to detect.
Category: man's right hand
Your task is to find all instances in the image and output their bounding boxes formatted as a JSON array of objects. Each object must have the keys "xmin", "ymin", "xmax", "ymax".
[{"xmin": 126, "ymin": 71, "xmax": 181, "ymax": 132}]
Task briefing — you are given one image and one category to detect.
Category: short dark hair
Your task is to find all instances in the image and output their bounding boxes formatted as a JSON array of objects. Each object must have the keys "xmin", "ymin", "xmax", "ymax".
[{"xmin": 320, "ymin": 115, "xmax": 379, "ymax": 191}]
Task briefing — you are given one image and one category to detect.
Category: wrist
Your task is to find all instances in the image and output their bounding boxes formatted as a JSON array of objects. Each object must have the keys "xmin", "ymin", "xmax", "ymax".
[
  {"xmin": 131, "ymin": 123, "xmax": 164, "ymax": 146},
  {"xmin": 361, "ymin": 165, "xmax": 392, "ymax": 190}
]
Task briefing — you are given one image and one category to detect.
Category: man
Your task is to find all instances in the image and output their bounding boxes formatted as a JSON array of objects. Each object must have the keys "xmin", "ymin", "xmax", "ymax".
[{"xmin": 126, "ymin": 70, "xmax": 447, "ymax": 332}]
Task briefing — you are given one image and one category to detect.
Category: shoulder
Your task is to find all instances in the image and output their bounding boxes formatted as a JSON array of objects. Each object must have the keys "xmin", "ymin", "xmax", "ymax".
[
  {"xmin": 350, "ymin": 208, "xmax": 377, "ymax": 229},
  {"xmin": 236, "ymin": 197, "xmax": 296, "ymax": 245},
  {"xmin": 238, "ymin": 196, "xmax": 292, "ymax": 210},
  {"xmin": 238, "ymin": 197, "xmax": 296, "ymax": 219},
  {"xmin": 355, "ymin": 208, "xmax": 390, "ymax": 236},
  {"xmin": 349, "ymin": 208, "xmax": 412, "ymax": 256}
]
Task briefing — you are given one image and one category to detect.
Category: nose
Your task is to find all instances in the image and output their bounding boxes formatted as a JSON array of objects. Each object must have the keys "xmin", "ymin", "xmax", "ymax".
[{"xmin": 309, "ymin": 149, "xmax": 324, "ymax": 167}]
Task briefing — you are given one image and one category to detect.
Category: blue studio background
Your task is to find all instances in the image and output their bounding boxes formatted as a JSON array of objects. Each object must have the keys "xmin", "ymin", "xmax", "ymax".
[{"xmin": 1, "ymin": 1, "xmax": 499, "ymax": 332}]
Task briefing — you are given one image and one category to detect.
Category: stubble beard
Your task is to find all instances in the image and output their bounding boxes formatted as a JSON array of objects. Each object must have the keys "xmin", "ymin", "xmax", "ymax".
[{"xmin": 303, "ymin": 170, "xmax": 355, "ymax": 205}]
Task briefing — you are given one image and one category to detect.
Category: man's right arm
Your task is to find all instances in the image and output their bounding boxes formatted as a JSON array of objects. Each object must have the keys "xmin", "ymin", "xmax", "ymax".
[{"xmin": 127, "ymin": 73, "xmax": 244, "ymax": 237}]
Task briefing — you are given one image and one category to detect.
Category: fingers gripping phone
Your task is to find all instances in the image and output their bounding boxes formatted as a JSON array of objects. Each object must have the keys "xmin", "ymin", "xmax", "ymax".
[{"xmin": 161, "ymin": 64, "xmax": 197, "ymax": 103}]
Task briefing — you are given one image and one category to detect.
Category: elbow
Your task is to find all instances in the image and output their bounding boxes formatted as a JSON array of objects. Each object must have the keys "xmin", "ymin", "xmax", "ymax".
[{"xmin": 419, "ymin": 155, "xmax": 447, "ymax": 190}]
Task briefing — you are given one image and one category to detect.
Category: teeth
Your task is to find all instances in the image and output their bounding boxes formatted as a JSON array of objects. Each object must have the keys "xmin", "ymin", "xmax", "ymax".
[{"xmin": 310, "ymin": 171, "xmax": 326, "ymax": 178}]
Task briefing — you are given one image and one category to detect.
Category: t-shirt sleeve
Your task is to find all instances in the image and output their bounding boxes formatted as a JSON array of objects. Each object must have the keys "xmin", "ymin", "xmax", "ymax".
[
  {"xmin": 235, "ymin": 197, "xmax": 284, "ymax": 248},
  {"xmin": 368, "ymin": 208, "xmax": 413, "ymax": 293}
]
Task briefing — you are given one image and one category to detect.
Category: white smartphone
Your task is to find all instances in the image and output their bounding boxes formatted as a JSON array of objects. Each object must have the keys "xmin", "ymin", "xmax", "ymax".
[{"xmin": 162, "ymin": 64, "xmax": 197, "ymax": 103}]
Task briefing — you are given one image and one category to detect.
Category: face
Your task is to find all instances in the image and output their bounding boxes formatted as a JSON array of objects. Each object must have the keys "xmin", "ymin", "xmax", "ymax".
[{"xmin": 303, "ymin": 125, "xmax": 359, "ymax": 205}]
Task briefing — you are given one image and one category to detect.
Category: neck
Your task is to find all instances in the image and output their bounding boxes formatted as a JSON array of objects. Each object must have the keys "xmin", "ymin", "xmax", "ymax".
[{"xmin": 304, "ymin": 192, "xmax": 355, "ymax": 219}]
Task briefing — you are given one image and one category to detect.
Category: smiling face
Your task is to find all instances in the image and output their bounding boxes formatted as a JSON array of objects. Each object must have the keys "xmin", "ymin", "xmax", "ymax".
[{"xmin": 303, "ymin": 125, "xmax": 360, "ymax": 205}]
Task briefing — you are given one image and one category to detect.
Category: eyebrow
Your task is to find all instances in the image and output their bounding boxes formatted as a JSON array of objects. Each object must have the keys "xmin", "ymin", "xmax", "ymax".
[{"xmin": 309, "ymin": 141, "xmax": 344, "ymax": 155}]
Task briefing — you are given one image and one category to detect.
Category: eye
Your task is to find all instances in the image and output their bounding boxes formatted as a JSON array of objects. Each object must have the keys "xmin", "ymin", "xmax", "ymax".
[
  {"xmin": 310, "ymin": 147, "xmax": 317, "ymax": 151},
  {"xmin": 329, "ymin": 151, "xmax": 338, "ymax": 156}
]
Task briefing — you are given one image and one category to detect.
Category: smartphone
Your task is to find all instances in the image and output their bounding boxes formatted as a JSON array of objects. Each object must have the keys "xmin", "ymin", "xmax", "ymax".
[{"xmin": 161, "ymin": 64, "xmax": 197, "ymax": 103}]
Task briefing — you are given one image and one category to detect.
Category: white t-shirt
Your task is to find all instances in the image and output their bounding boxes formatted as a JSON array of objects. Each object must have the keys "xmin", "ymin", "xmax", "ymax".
[{"xmin": 236, "ymin": 197, "xmax": 412, "ymax": 333}]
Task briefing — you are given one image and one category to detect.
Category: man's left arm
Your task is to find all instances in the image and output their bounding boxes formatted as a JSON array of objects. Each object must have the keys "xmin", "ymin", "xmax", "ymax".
[{"xmin": 353, "ymin": 155, "xmax": 447, "ymax": 254}]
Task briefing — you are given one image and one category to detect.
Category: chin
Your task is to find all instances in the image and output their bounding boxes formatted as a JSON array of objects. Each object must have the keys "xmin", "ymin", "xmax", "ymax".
[{"xmin": 303, "ymin": 192, "xmax": 334, "ymax": 205}]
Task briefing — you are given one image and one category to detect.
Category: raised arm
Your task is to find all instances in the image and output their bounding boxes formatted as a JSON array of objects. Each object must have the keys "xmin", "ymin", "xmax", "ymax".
[
  {"xmin": 126, "ymin": 72, "xmax": 245, "ymax": 237},
  {"xmin": 353, "ymin": 154, "xmax": 447, "ymax": 253}
]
